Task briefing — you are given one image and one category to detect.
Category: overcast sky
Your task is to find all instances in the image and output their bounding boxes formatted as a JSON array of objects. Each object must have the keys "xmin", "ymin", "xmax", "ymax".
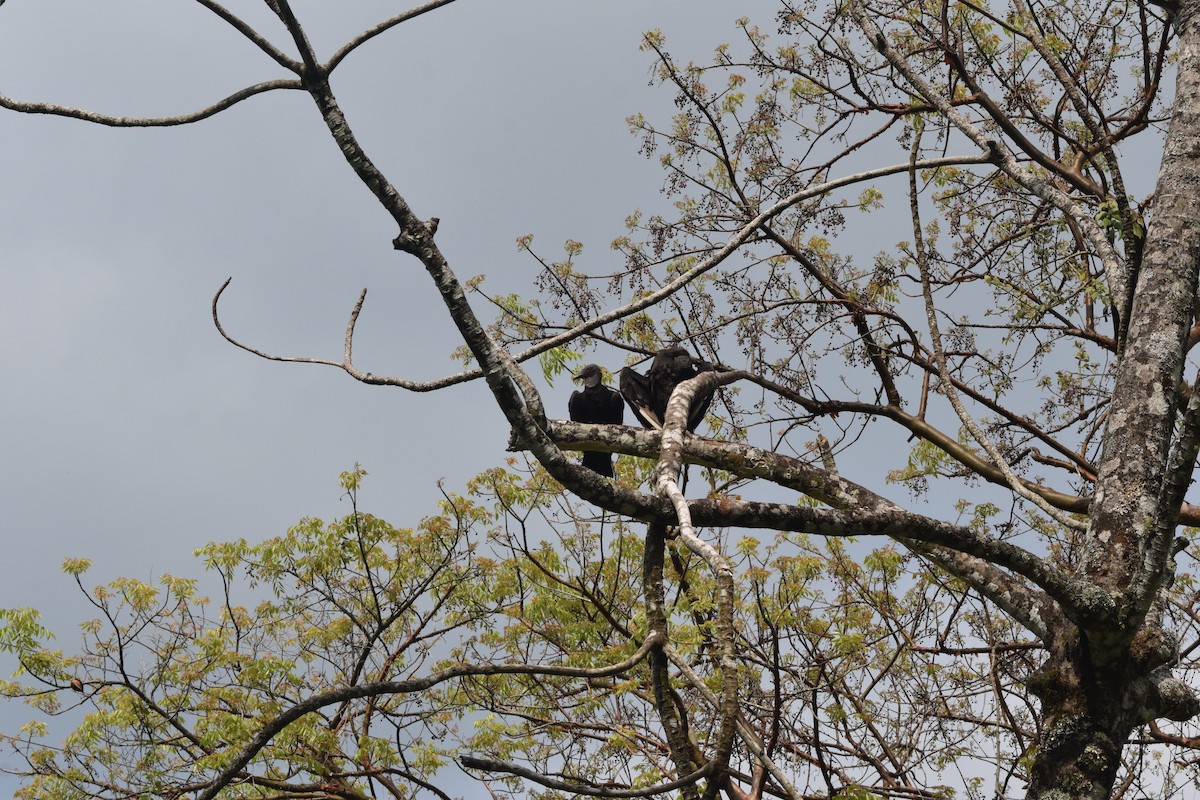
[{"xmin": 0, "ymin": 0, "xmax": 790, "ymax": 789}]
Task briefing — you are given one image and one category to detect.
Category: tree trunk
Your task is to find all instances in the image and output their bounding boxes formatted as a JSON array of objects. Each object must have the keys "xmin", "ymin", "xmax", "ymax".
[
  {"xmin": 1025, "ymin": 628, "xmax": 1199, "ymax": 798},
  {"xmin": 1026, "ymin": 0, "xmax": 1200, "ymax": 795}
]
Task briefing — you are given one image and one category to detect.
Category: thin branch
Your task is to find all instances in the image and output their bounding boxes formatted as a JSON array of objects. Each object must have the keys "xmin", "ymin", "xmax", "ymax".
[
  {"xmin": 1009, "ymin": 0, "xmax": 1142, "ymax": 346},
  {"xmin": 213, "ymin": 277, "xmax": 497, "ymax": 392},
  {"xmin": 326, "ymin": 0, "xmax": 461, "ymax": 73},
  {"xmin": 503, "ymin": 151, "xmax": 1001, "ymax": 373},
  {"xmin": 665, "ymin": 645, "xmax": 807, "ymax": 800},
  {"xmin": 213, "ymin": 277, "xmax": 358, "ymax": 368},
  {"xmin": 741, "ymin": 371, "xmax": 1096, "ymax": 515},
  {"xmin": 460, "ymin": 755, "xmax": 711, "ymax": 798},
  {"xmin": 192, "ymin": 0, "xmax": 301, "ymax": 72},
  {"xmin": 907, "ymin": 129, "xmax": 1087, "ymax": 532}
]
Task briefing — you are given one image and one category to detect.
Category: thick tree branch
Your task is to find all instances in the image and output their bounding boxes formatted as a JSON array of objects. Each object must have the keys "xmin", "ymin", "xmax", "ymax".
[
  {"xmin": 531, "ymin": 419, "xmax": 1103, "ymax": 625},
  {"xmin": 1132, "ymin": 373, "xmax": 1200, "ymax": 617},
  {"xmin": 1084, "ymin": 0, "xmax": 1200, "ymax": 643},
  {"xmin": 543, "ymin": 414, "xmax": 1094, "ymax": 517},
  {"xmin": 643, "ymin": 522, "xmax": 704, "ymax": 800},
  {"xmin": 653, "ymin": 371, "xmax": 741, "ymax": 799},
  {"xmin": 903, "ymin": 543, "xmax": 1058, "ymax": 638},
  {"xmin": 269, "ymin": 0, "xmax": 322, "ymax": 80}
]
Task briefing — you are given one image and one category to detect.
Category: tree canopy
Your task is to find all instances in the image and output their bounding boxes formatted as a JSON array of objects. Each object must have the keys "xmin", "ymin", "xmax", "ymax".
[{"xmin": 5, "ymin": 0, "xmax": 1200, "ymax": 798}]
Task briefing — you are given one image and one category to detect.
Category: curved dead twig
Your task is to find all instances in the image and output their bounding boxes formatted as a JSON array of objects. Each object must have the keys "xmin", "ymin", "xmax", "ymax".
[
  {"xmin": 196, "ymin": 631, "xmax": 664, "ymax": 800},
  {"xmin": 0, "ymin": 80, "xmax": 304, "ymax": 127},
  {"xmin": 212, "ymin": 278, "xmax": 481, "ymax": 390}
]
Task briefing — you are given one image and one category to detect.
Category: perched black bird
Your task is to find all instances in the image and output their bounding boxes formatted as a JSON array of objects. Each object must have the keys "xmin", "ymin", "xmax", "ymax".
[
  {"xmin": 569, "ymin": 364, "xmax": 625, "ymax": 477},
  {"xmin": 619, "ymin": 346, "xmax": 715, "ymax": 433}
]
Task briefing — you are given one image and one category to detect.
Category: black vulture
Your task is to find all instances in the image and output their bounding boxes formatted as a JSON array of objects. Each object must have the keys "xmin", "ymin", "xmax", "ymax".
[
  {"xmin": 618, "ymin": 345, "xmax": 715, "ymax": 433},
  {"xmin": 568, "ymin": 364, "xmax": 625, "ymax": 477}
]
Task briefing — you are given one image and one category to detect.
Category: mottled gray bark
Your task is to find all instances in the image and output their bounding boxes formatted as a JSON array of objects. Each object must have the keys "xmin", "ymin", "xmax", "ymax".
[
  {"xmin": 1083, "ymin": 0, "xmax": 1200, "ymax": 633},
  {"xmin": 1024, "ymin": 1, "xmax": 1200, "ymax": 796},
  {"xmin": 643, "ymin": 522, "xmax": 705, "ymax": 800}
]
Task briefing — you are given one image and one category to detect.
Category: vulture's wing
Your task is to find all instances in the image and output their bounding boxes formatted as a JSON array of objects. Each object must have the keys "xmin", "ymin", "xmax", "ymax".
[{"xmin": 619, "ymin": 367, "xmax": 661, "ymax": 429}]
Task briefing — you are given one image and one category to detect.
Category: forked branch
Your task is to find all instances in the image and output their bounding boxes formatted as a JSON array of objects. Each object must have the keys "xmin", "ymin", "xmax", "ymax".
[{"xmin": 212, "ymin": 277, "xmax": 485, "ymax": 391}]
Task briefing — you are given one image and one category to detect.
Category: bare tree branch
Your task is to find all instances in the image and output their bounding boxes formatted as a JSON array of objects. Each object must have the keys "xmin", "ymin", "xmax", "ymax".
[
  {"xmin": 192, "ymin": 0, "xmax": 301, "ymax": 71},
  {"xmin": 664, "ymin": 645, "xmax": 808, "ymax": 800},
  {"xmin": 653, "ymin": 370, "xmax": 742, "ymax": 799},
  {"xmin": 326, "ymin": 0, "xmax": 462, "ymax": 73},
  {"xmin": 269, "ymin": 0, "xmax": 322, "ymax": 80},
  {"xmin": 0, "ymin": 80, "xmax": 303, "ymax": 127}
]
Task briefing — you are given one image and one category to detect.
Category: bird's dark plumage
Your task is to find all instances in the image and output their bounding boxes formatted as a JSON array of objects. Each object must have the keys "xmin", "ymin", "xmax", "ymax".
[
  {"xmin": 619, "ymin": 346, "xmax": 715, "ymax": 433},
  {"xmin": 569, "ymin": 364, "xmax": 625, "ymax": 477}
]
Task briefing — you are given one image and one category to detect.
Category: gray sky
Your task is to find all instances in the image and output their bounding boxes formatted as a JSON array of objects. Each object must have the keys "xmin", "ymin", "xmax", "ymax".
[
  {"xmin": 0, "ymin": 2, "xmax": 1182, "ymax": 797},
  {"xmin": 0, "ymin": 0, "xmax": 780, "ymax": 789}
]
